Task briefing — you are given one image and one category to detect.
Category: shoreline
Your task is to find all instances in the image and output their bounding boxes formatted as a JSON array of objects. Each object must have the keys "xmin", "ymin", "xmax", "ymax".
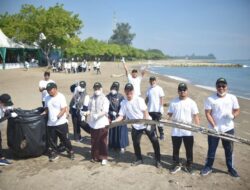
[
  {"xmin": 142, "ymin": 59, "xmax": 243, "ymax": 67},
  {"xmin": 143, "ymin": 64, "xmax": 250, "ymax": 101}
]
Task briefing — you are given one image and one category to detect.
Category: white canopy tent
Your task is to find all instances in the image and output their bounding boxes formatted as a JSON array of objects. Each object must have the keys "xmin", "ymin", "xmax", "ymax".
[{"xmin": 0, "ymin": 29, "xmax": 40, "ymax": 70}]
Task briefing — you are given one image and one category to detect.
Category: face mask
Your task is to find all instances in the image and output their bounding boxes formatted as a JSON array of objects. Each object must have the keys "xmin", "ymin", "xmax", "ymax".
[
  {"xmin": 77, "ymin": 86, "xmax": 85, "ymax": 93},
  {"xmin": 218, "ymin": 92, "xmax": 227, "ymax": 97},
  {"xmin": 111, "ymin": 90, "xmax": 117, "ymax": 95},
  {"xmin": 94, "ymin": 90, "xmax": 101, "ymax": 96}
]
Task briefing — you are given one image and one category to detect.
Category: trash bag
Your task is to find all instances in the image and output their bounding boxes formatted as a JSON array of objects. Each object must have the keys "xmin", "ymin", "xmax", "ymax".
[{"xmin": 7, "ymin": 107, "xmax": 47, "ymax": 158}]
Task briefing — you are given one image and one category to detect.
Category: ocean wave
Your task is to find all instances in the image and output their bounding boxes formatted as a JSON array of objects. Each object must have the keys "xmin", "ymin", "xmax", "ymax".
[
  {"xmin": 243, "ymin": 65, "xmax": 250, "ymax": 68},
  {"xmin": 195, "ymin": 85, "xmax": 216, "ymax": 92},
  {"xmin": 165, "ymin": 75, "xmax": 190, "ymax": 83}
]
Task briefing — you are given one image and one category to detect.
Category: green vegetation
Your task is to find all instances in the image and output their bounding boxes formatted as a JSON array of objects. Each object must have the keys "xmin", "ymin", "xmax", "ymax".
[{"xmin": 0, "ymin": 4, "xmax": 168, "ymax": 64}]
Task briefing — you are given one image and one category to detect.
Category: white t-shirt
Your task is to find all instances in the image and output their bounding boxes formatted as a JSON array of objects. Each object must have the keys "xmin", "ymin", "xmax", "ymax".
[
  {"xmin": 45, "ymin": 92, "xmax": 68, "ymax": 126},
  {"xmin": 128, "ymin": 74, "xmax": 142, "ymax": 96},
  {"xmin": 168, "ymin": 97, "xmax": 199, "ymax": 136},
  {"xmin": 96, "ymin": 62, "xmax": 101, "ymax": 69},
  {"xmin": 204, "ymin": 93, "xmax": 240, "ymax": 133},
  {"xmin": 119, "ymin": 96, "xmax": 150, "ymax": 130},
  {"xmin": 39, "ymin": 79, "xmax": 55, "ymax": 101},
  {"xmin": 146, "ymin": 85, "xmax": 165, "ymax": 113}
]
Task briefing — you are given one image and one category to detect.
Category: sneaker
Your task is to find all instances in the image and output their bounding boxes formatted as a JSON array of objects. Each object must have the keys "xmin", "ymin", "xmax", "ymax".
[
  {"xmin": 68, "ymin": 151, "xmax": 75, "ymax": 160},
  {"xmin": 170, "ymin": 164, "xmax": 181, "ymax": 174},
  {"xmin": 49, "ymin": 153, "xmax": 59, "ymax": 162},
  {"xmin": 228, "ymin": 168, "xmax": 240, "ymax": 178},
  {"xmin": 200, "ymin": 166, "xmax": 212, "ymax": 176},
  {"xmin": 57, "ymin": 144, "xmax": 66, "ymax": 153},
  {"xmin": 159, "ymin": 134, "xmax": 165, "ymax": 141},
  {"xmin": 184, "ymin": 165, "xmax": 194, "ymax": 175},
  {"xmin": 120, "ymin": 148, "xmax": 125, "ymax": 154},
  {"xmin": 131, "ymin": 159, "xmax": 143, "ymax": 166},
  {"xmin": 0, "ymin": 158, "xmax": 11, "ymax": 166},
  {"xmin": 155, "ymin": 161, "xmax": 163, "ymax": 169},
  {"xmin": 101, "ymin": 159, "xmax": 108, "ymax": 166}
]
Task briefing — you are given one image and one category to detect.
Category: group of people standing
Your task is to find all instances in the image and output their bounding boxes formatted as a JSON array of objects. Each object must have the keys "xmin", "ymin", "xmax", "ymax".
[
  {"xmin": 51, "ymin": 58, "xmax": 100, "ymax": 74},
  {"xmin": 0, "ymin": 61, "xmax": 240, "ymax": 178}
]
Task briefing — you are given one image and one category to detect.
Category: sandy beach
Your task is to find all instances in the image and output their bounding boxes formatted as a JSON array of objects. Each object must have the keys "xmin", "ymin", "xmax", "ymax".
[{"xmin": 0, "ymin": 61, "xmax": 250, "ymax": 190}]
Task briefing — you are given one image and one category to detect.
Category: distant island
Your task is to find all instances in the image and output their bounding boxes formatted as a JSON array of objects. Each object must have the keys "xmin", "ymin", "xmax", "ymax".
[{"xmin": 170, "ymin": 53, "xmax": 216, "ymax": 60}]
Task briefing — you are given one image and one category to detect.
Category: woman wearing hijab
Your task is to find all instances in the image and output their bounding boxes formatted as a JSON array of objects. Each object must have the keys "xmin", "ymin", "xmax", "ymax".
[{"xmin": 106, "ymin": 82, "xmax": 129, "ymax": 153}]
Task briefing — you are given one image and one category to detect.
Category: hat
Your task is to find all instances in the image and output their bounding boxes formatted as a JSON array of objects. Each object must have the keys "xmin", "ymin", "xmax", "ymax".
[
  {"xmin": 46, "ymin": 82, "xmax": 57, "ymax": 91},
  {"xmin": 216, "ymin": 78, "xmax": 227, "ymax": 85},
  {"xmin": 93, "ymin": 82, "xmax": 102, "ymax": 89},
  {"xmin": 79, "ymin": 81, "xmax": 86, "ymax": 88},
  {"xmin": 111, "ymin": 81, "xmax": 120, "ymax": 91},
  {"xmin": 0, "ymin": 94, "xmax": 14, "ymax": 106},
  {"xmin": 124, "ymin": 83, "xmax": 134, "ymax": 91},
  {"xmin": 178, "ymin": 83, "xmax": 188, "ymax": 91},
  {"xmin": 149, "ymin": 76, "xmax": 156, "ymax": 81}
]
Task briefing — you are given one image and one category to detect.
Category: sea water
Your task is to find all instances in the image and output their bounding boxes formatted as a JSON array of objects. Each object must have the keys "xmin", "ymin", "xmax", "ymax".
[{"xmin": 148, "ymin": 60, "xmax": 250, "ymax": 99}]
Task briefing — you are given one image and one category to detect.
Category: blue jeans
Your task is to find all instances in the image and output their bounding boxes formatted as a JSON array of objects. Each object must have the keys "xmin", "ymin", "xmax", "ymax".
[{"xmin": 205, "ymin": 129, "xmax": 234, "ymax": 170}]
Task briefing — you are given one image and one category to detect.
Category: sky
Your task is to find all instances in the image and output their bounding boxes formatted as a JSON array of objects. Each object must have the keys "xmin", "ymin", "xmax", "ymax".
[{"xmin": 0, "ymin": 0, "xmax": 250, "ymax": 60}]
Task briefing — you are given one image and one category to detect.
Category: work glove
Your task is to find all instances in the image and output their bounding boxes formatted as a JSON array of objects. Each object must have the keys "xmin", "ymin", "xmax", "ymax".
[
  {"xmin": 93, "ymin": 113, "xmax": 99, "ymax": 121},
  {"xmin": 111, "ymin": 111, "xmax": 117, "ymax": 117},
  {"xmin": 213, "ymin": 126, "xmax": 220, "ymax": 133},
  {"xmin": 10, "ymin": 112, "xmax": 18, "ymax": 118},
  {"xmin": 81, "ymin": 115, "xmax": 86, "ymax": 122}
]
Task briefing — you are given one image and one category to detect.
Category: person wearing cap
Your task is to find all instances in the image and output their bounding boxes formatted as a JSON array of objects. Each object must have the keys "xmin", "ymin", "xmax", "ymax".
[
  {"xmin": 0, "ymin": 94, "xmax": 16, "ymax": 166},
  {"xmin": 43, "ymin": 82, "xmax": 74, "ymax": 161},
  {"xmin": 39, "ymin": 71, "xmax": 55, "ymax": 107},
  {"xmin": 69, "ymin": 81, "xmax": 90, "ymax": 141},
  {"xmin": 113, "ymin": 83, "xmax": 162, "ymax": 168},
  {"xmin": 87, "ymin": 82, "xmax": 110, "ymax": 165},
  {"xmin": 106, "ymin": 82, "xmax": 129, "ymax": 153},
  {"xmin": 167, "ymin": 83, "xmax": 200, "ymax": 174},
  {"xmin": 122, "ymin": 58, "xmax": 145, "ymax": 96},
  {"xmin": 201, "ymin": 78, "xmax": 240, "ymax": 177},
  {"xmin": 146, "ymin": 76, "xmax": 165, "ymax": 140}
]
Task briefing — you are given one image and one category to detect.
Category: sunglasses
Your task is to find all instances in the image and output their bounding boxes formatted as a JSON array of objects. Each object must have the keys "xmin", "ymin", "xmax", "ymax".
[{"xmin": 216, "ymin": 85, "xmax": 226, "ymax": 89}]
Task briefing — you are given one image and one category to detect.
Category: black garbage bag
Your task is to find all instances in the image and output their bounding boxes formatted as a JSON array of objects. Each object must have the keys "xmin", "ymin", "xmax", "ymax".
[{"xmin": 7, "ymin": 107, "xmax": 47, "ymax": 158}]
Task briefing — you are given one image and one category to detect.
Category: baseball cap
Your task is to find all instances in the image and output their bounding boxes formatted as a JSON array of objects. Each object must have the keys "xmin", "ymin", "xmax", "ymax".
[
  {"xmin": 149, "ymin": 76, "xmax": 156, "ymax": 81},
  {"xmin": 79, "ymin": 81, "xmax": 86, "ymax": 88},
  {"xmin": 178, "ymin": 83, "xmax": 188, "ymax": 91},
  {"xmin": 132, "ymin": 69, "xmax": 138, "ymax": 73},
  {"xmin": 0, "ymin": 94, "xmax": 13, "ymax": 106},
  {"xmin": 46, "ymin": 82, "xmax": 57, "ymax": 91},
  {"xmin": 111, "ymin": 81, "xmax": 120, "ymax": 90},
  {"xmin": 93, "ymin": 82, "xmax": 102, "ymax": 89},
  {"xmin": 216, "ymin": 78, "xmax": 227, "ymax": 85},
  {"xmin": 124, "ymin": 83, "xmax": 134, "ymax": 91}
]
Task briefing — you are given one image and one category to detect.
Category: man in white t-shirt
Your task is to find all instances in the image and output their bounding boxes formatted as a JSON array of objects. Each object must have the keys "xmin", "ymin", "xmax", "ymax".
[
  {"xmin": 122, "ymin": 59, "xmax": 145, "ymax": 96},
  {"xmin": 146, "ymin": 76, "xmax": 165, "ymax": 140},
  {"xmin": 201, "ymin": 78, "xmax": 240, "ymax": 178},
  {"xmin": 167, "ymin": 83, "xmax": 200, "ymax": 174},
  {"xmin": 39, "ymin": 71, "xmax": 54, "ymax": 107},
  {"xmin": 43, "ymin": 82, "xmax": 74, "ymax": 162},
  {"xmin": 113, "ymin": 83, "xmax": 162, "ymax": 168}
]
